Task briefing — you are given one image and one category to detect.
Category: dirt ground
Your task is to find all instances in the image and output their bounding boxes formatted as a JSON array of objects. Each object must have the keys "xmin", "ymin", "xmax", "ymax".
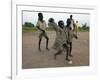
[{"xmin": 22, "ymin": 31, "xmax": 89, "ymax": 69}]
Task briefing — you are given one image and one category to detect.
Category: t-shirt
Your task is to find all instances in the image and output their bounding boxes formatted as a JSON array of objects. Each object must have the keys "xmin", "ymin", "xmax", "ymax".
[
  {"xmin": 36, "ymin": 20, "xmax": 46, "ymax": 31},
  {"xmin": 70, "ymin": 19, "xmax": 74, "ymax": 30},
  {"xmin": 48, "ymin": 22, "xmax": 67, "ymax": 50},
  {"xmin": 65, "ymin": 27, "xmax": 73, "ymax": 42},
  {"xmin": 67, "ymin": 18, "xmax": 75, "ymax": 30},
  {"xmin": 48, "ymin": 22, "xmax": 58, "ymax": 32}
]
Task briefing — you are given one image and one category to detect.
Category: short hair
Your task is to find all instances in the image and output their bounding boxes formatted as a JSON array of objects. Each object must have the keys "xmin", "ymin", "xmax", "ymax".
[
  {"xmin": 48, "ymin": 18, "xmax": 54, "ymax": 23},
  {"xmin": 70, "ymin": 15, "xmax": 73, "ymax": 17},
  {"xmin": 38, "ymin": 13, "xmax": 43, "ymax": 17},
  {"xmin": 58, "ymin": 20, "xmax": 64, "ymax": 26},
  {"xmin": 76, "ymin": 21, "xmax": 78, "ymax": 23},
  {"xmin": 67, "ymin": 19, "xmax": 71, "ymax": 24}
]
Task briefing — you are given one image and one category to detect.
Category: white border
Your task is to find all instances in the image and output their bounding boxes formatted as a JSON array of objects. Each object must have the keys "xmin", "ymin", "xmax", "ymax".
[{"xmin": 12, "ymin": 3, "xmax": 97, "ymax": 80}]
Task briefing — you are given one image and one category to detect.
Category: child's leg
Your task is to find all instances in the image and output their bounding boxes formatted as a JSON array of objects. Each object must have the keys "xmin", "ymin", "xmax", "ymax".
[
  {"xmin": 38, "ymin": 38, "xmax": 42, "ymax": 51},
  {"xmin": 73, "ymin": 33, "xmax": 78, "ymax": 39},
  {"xmin": 69, "ymin": 42, "xmax": 72, "ymax": 57},
  {"xmin": 44, "ymin": 32, "xmax": 49, "ymax": 50},
  {"xmin": 54, "ymin": 50, "xmax": 62, "ymax": 60},
  {"xmin": 63, "ymin": 44, "xmax": 70, "ymax": 61},
  {"xmin": 38, "ymin": 33, "xmax": 43, "ymax": 51}
]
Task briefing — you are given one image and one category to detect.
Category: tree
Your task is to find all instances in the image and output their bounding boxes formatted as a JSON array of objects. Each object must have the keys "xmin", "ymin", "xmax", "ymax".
[
  {"xmin": 82, "ymin": 23, "xmax": 87, "ymax": 27},
  {"xmin": 81, "ymin": 23, "xmax": 89, "ymax": 31},
  {"xmin": 82, "ymin": 23, "xmax": 87, "ymax": 30},
  {"xmin": 23, "ymin": 22, "xmax": 34, "ymax": 27}
]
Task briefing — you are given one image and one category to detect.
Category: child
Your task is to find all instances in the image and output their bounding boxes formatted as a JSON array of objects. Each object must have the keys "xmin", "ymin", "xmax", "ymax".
[
  {"xmin": 48, "ymin": 18, "xmax": 70, "ymax": 61},
  {"xmin": 65, "ymin": 17, "xmax": 78, "ymax": 57},
  {"xmin": 67, "ymin": 15, "xmax": 78, "ymax": 39},
  {"xmin": 36, "ymin": 13, "xmax": 49, "ymax": 51}
]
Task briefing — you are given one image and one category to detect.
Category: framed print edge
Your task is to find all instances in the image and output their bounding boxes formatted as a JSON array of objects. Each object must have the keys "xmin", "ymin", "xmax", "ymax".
[{"xmin": 11, "ymin": 1, "xmax": 97, "ymax": 80}]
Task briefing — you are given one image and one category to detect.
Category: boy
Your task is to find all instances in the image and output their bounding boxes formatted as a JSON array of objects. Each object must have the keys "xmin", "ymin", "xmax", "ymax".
[
  {"xmin": 48, "ymin": 18, "xmax": 71, "ymax": 61},
  {"xmin": 65, "ymin": 16, "xmax": 78, "ymax": 57},
  {"xmin": 67, "ymin": 15, "xmax": 78, "ymax": 39},
  {"xmin": 36, "ymin": 13, "xmax": 49, "ymax": 51}
]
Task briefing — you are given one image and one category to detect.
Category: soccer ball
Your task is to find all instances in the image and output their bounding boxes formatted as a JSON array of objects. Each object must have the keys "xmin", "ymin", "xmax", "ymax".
[{"xmin": 68, "ymin": 60, "xmax": 73, "ymax": 64}]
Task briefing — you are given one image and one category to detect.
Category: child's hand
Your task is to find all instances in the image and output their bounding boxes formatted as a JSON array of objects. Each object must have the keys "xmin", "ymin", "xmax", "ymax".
[
  {"xmin": 42, "ymin": 30, "xmax": 45, "ymax": 33},
  {"xmin": 73, "ymin": 34, "xmax": 78, "ymax": 39}
]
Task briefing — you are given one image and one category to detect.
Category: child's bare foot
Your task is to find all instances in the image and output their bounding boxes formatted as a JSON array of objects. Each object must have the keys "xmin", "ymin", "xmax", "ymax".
[{"xmin": 74, "ymin": 35, "xmax": 78, "ymax": 39}]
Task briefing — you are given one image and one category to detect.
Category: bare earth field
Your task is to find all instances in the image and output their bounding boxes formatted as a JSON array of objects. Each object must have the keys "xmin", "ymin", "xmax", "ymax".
[{"xmin": 22, "ymin": 31, "xmax": 89, "ymax": 69}]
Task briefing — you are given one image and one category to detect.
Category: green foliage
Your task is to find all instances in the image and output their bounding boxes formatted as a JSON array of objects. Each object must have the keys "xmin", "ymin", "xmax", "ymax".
[
  {"xmin": 22, "ymin": 23, "xmax": 89, "ymax": 33},
  {"xmin": 78, "ymin": 25, "xmax": 89, "ymax": 32},
  {"xmin": 76, "ymin": 23, "xmax": 89, "ymax": 32},
  {"xmin": 22, "ymin": 27, "xmax": 37, "ymax": 33},
  {"xmin": 81, "ymin": 23, "xmax": 89, "ymax": 30},
  {"xmin": 23, "ymin": 22, "xmax": 34, "ymax": 27}
]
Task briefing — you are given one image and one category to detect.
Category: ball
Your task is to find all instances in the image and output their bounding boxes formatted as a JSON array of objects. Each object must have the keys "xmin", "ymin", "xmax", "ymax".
[{"xmin": 68, "ymin": 60, "xmax": 73, "ymax": 64}]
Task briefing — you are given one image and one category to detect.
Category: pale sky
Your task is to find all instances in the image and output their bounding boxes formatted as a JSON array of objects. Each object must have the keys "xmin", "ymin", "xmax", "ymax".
[{"xmin": 22, "ymin": 11, "xmax": 90, "ymax": 27}]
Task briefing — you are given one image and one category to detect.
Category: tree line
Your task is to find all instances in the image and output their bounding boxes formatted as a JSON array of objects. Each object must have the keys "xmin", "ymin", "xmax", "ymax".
[
  {"xmin": 22, "ymin": 22, "xmax": 35, "ymax": 27},
  {"xmin": 22, "ymin": 22, "xmax": 89, "ymax": 30}
]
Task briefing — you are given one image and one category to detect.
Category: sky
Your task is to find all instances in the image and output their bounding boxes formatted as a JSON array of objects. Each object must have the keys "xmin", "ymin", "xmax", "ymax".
[{"xmin": 22, "ymin": 11, "xmax": 90, "ymax": 27}]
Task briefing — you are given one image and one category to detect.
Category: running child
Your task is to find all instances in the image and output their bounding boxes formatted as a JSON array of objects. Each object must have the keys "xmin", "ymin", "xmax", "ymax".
[
  {"xmin": 36, "ymin": 13, "xmax": 49, "ymax": 51},
  {"xmin": 48, "ymin": 18, "xmax": 71, "ymax": 61},
  {"xmin": 65, "ymin": 15, "xmax": 78, "ymax": 57}
]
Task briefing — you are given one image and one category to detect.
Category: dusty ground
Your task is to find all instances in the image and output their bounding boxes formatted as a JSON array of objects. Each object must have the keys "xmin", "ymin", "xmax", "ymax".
[{"xmin": 22, "ymin": 31, "xmax": 89, "ymax": 69}]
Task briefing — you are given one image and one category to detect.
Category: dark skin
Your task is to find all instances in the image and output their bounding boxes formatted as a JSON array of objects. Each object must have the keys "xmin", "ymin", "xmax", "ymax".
[
  {"xmin": 66, "ymin": 16, "xmax": 77, "ymax": 57},
  {"xmin": 69, "ymin": 15, "xmax": 76, "ymax": 31},
  {"xmin": 54, "ymin": 44, "xmax": 70, "ymax": 61},
  {"xmin": 37, "ymin": 13, "xmax": 49, "ymax": 51},
  {"xmin": 37, "ymin": 13, "xmax": 45, "ymax": 33},
  {"xmin": 54, "ymin": 20, "xmax": 70, "ymax": 61},
  {"xmin": 66, "ymin": 15, "xmax": 78, "ymax": 57},
  {"xmin": 66, "ymin": 18, "xmax": 73, "ymax": 57},
  {"xmin": 48, "ymin": 18, "xmax": 58, "ymax": 32}
]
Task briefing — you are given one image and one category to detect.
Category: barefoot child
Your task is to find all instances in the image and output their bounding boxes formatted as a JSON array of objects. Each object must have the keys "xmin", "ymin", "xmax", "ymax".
[
  {"xmin": 48, "ymin": 18, "xmax": 70, "ymax": 61},
  {"xmin": 67, "ymin": 15, "xmax": 78, "ymax": 39},
  {"xmin": 65, "ymin": 15, "xmax": 78, "ymax": 57},
  {"xmin": 36, "ymin": 13, "xmax": 49, "ymax": 51}
]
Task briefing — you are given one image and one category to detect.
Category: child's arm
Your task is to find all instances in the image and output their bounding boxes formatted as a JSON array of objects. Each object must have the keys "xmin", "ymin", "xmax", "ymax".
[
  {"xmin": 36, "ymin": 22, "xmax": 45, "ymax": 33},
  {"xmin": 73, "ymin": 23, "xmax": 77, "ymax": 33},
  {"xmin": 48, "ymin": 22, "xmax": 58, "ymax": 31},
  {"xmin": 73, "ymin": 23, "xmax": 78, "ymax": 39}
]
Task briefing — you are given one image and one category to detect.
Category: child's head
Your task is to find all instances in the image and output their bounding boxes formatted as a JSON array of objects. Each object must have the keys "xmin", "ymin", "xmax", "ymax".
[
  {"xmin": 76, "ymin": 21, "xmax": 78, "ymax": 23},
  {"xmin": 48, "ymin": 18, "xmax": 54, "ymax": 23},
  {"xmin": 66, "ymin": 19, "xmax": 71, "ymax": 27},
  {"xmin": 38, "ymin": 13, "xmax": 43, "ymax": 21},
  {"xmin": 70, "ymin": 15, "xmax": 73, "ymax": 19},
  {"xmin": 58, "ymin": 20, "xmax": 64, "ymax": 29}
]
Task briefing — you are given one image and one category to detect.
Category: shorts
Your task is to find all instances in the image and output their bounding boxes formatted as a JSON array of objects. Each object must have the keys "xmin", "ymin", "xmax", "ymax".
[{"xmin": 39, "ymin": 31, "xmax": 48, "ymax": 39}]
